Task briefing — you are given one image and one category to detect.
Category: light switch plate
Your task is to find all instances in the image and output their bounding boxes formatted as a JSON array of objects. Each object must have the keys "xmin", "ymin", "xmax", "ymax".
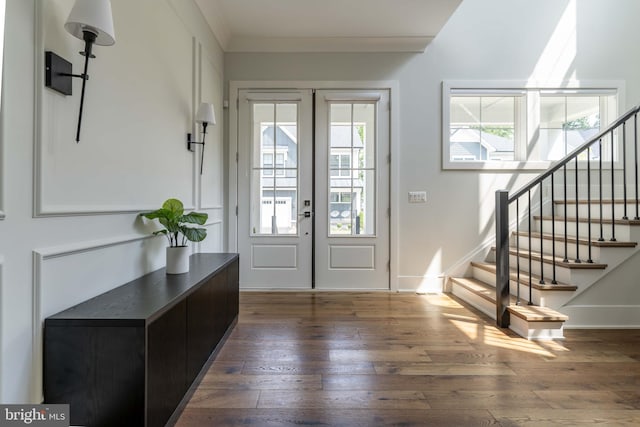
[{"xmin": 408, "ymin": 191, "xmax": 427, "ymax": 203}]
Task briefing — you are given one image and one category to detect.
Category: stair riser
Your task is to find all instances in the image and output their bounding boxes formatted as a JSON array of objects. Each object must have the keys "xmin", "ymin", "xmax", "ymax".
[
  {"xmin": 515, "ymin": 237, "xmax": 604, "ymax": 263},
  {"xmin": 553, "ymin": 203, "xmax": 640, "ymax": 220},
  {"xmin": 507, "ymin": 253, "xmax": 600, "ymax": 285},
  {"xmin": 451, "ymin": 282, "xmax": 496, "ymax": 320},
  {"xmin": 515, "ymin": 237, "xmax": 635, "ymax": 266},
  {"xmin": 509, "ymin": 316, "xmax": 565, "ymax": 340},
  {"xmin": 538, "ymin": 218, "xmax": 634, "ymax": 241},
  {"xmin": 472, "ymin": 266, "xmax": 575, "ymax": 309}
]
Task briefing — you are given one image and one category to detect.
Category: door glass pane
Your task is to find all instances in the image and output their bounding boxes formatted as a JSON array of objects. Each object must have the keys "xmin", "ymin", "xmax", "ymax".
[
  {"xmin": 329, "ymin": 103, "xmax": 376, "ymax": 236},
  {"xmin": 353, "ymin": 103, "xmax": 376, "ymax": 169},
  {"xmin": 251, "ymin": 102, "xmax": 299, "ymax": 235}
]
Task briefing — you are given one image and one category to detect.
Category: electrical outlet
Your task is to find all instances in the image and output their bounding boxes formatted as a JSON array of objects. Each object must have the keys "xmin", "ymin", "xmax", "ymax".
[{"xmin": 408, "ymin": 191, "xmax": 427, "ymax": 203}]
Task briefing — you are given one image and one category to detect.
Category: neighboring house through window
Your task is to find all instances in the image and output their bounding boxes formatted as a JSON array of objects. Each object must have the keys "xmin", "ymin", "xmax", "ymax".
[{"xmin": 443, "ymin": 81, "xmax": 621, "ymax": 169}]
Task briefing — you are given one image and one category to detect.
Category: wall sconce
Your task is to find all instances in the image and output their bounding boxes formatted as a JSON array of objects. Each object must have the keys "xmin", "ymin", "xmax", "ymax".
[
  {"xmin": 44, "ymin": 0, "xmax": 116, "ymax": 143},
  {"xmin": 187, "ymin": 102, "xmax": 216, "ymax": 174}
]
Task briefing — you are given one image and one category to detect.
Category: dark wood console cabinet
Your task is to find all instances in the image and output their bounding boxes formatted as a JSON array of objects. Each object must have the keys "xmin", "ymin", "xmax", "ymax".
[{"xmin": 44, "ymin": 253, "xmax": 239, "ymax": 427}]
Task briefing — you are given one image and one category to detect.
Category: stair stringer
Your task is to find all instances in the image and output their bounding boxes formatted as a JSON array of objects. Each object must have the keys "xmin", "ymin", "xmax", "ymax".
[{"xmin": 559, "ymin": 249, "xmax": 640, "ymax": 328}]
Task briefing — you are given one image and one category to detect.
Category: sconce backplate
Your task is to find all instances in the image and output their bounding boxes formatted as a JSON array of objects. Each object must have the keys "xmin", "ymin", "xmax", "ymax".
[{"xmin": 45, "ymin": 51, "xmax": 73, "ymax": 96}]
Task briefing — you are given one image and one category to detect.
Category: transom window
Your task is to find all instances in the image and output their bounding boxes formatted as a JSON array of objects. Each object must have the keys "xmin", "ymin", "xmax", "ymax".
[{"xmin": 443, "ymin": 81, "xmax": 620, "ymax": 169}]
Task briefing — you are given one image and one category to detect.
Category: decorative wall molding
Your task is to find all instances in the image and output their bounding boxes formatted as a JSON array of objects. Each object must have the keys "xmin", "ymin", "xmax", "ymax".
[
  {"xmin": 201, "ymin": 220, "xmax": 223, "ymax": 252},
  {"xmin": 191, "ymin": 37, "xmax": 199, "ymax": 209},
  {"xmin": 198, "ymin": 41, "xmax": 224, "ymax": 211},
  {"xmin": 0, "ymin": 0, "xmax": 4, "ymax": 221},
  {"xmin": 31, "ymin": 233, "xmax": 160, "ymax": 402},
  {"xmin": 0, "ymin": 257, "xmax": 3, "ymax": 401},
  {"xmin": 32, "ymin": 0, "xmax": 196, "ymax": 217}
]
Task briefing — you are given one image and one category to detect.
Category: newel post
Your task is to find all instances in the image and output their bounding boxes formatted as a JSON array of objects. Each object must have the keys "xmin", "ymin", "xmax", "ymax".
[{"xmin": 495, "ymin": 190, "xmax": 511, "ymax": 328}]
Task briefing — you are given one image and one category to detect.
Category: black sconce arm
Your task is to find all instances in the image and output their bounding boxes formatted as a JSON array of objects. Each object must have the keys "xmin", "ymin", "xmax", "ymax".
[
  {"xmin": 187, "ymin": 122, "xmax": 209, "ymax": 175},
  {"xmin": 44, "ymin": 30, "xmax": 98, "ymax": 143}
]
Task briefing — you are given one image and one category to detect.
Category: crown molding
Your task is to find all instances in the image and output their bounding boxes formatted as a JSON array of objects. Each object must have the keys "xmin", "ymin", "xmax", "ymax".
[{"xmin": 226, "ymin": 36, "xmax": 433, "ymax": 53}]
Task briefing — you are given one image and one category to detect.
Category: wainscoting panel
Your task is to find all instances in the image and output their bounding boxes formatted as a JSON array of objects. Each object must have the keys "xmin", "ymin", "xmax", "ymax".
[
  {"xmin": 0, "ymin": 0, "xmax": 4, "ymax": 219},
  {"xmin": 35, "ymin": 0, "xmax": 195, "ymax": 216},
  {"xmin": 0, "ymin": 256, "xmax": 3, "ymax": 383},
  {"xmin": 199, "ymin": 44, "xmax": 224, "ymax": 210},
  {"xmin": 200, "ymin": 220, "xmax": 224, "ymax": 253},
  {"xmin": 31, "ymin": 234, "xmax": 166, "ymax": 401}
]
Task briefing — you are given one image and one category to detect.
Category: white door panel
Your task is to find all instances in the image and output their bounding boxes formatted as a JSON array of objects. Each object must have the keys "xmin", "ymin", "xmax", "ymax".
[
  {"xmin": 314, "ymin": 90, "xmax": 390, "ymax": 290},
  {"xmin": 237, "ymin": 90, "xmax": 313, "ymax": 288}
]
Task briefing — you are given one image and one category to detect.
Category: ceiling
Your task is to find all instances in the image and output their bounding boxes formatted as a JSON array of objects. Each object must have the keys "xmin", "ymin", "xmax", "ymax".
[{"xmin": 194, "ymin": 0, "xmax": 463, "ymax": 53}]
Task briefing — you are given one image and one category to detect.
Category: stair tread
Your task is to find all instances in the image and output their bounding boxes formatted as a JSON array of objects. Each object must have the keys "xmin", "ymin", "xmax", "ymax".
[
  {"xmin": 536, "ymin": 215, "xmax": 640, "ymax": 226},
  {"xmin": 471, "ymin": 261, "xmax": 578, "ymax": 291},
  {"xmin": 490, "ymin": 247, "xmax": 608, "ymax": 269},
  {"xmin": 450, "ymin": 277, "xmax": 568, "ymax": 322},
  {"xmin": 450, "ymin": 277, "xmax": 514, "ymax": 304},
  {"xmin": 508, "ymin": 305, "xmax": 568, "ymax": 322},
  {"xmin": 514, "ymin": 231, "xmax": 637, "ymax": 248},
  {"xmin": 554, "ymin": 199, "xmax": 640, "ymax": 205}
]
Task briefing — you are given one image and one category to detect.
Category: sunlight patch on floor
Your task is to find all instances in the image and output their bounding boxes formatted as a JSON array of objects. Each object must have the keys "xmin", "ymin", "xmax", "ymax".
[{"xmin": 447, "ymin": 316, "xmax": 557, "ymax": 358}]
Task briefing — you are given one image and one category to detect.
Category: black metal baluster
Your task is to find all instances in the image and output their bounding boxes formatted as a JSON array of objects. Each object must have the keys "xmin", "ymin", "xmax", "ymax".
[
  {"xmin": 539, "ymin": 182, "xmax": 545, "ymax": 284},
  {"xmin": 611, "ymin": 129, "xmax": 617, "ymax": 241},
  {"xmin": 623, "ymin": 122, "xmax": 629, "ymax": 220},
  {"xmin": 575, "ymin": 158, "xmax": 581, "ymax": 263},
  {"xmin": 528, "ymin": 190, "xmax": 532, "ymax": 305},
  {"xmin": 551, "ymin": 172, "xmax": 557, "ymax": 283},
  {"xmin": 516, "ymin": 198, "xmax": 521, "ymax": 305},
  {"xmin": 599, "ymin": 138, "xmax": 605, "ymax": 241},
  {"xmin": 635, "ymin": 114, "xmax": 639, "ymax": 220},
  {"xmin": 587, "ymin": 145, "xmax": 593, "ymax": 263},
  {"xmin": 563, "ymin": 165, "xmax": 569, "ymax": 262}
]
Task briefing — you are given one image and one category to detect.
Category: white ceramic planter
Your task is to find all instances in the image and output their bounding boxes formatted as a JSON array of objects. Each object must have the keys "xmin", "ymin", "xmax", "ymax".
[{"xmin": 166, "ymin": 246, "xmax": 190, "ymax": 274}]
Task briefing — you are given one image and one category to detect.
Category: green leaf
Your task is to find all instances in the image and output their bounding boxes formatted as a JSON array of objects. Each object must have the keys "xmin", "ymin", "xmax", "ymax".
[
  {"xmin": 152, "ymin": 229, "xmax": 168, "ymax": 236},
  {"xmin": 180, "ymin": 226, "xmax": 207, "ymax": 242},
  {"xmin": 159, "ymin": 217, "xmax": 179, "ymax": 233},
  {"xmin": 181, "ymin": 212, "xmax": 208, "ymax": 225},
  {"xmin": 162, "ymin": 198, "xmax": 184, "ymax": 217},
  {"xmin": 139, "ymin": 208, "xmax": 172, "ymax": 220}
]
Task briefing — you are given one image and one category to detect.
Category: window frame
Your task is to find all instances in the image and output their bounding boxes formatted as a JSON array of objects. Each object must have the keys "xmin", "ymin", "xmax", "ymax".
[{"xmin": 442, "ymin": 80, "xmax": 624, "ymax": 170}]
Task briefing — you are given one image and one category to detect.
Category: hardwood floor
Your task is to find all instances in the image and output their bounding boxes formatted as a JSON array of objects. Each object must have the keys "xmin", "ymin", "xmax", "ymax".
[{"xmin": 174, "ymin": 292, "xmax": 640, "ymax": 426}]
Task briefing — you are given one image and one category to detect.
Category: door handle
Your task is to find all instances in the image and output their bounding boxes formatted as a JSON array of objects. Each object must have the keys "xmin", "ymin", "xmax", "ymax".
[{"xmin": 299, "ymin": 211, "xmax": 313, "ymax": 218}]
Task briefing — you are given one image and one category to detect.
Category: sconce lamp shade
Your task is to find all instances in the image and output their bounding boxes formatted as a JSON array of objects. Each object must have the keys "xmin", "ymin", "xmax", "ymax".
[
  {"xmin": 195, "ymin": 102, "xmax": 216, "ymax": 126},
  {"xmin": 65, "ymin": 0, "xmax": 116, "ymax": 46}
]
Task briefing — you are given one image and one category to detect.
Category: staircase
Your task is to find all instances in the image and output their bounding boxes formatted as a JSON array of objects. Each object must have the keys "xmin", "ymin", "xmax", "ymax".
[{"xmin": 448, "ymin": 104, "xmax": 640, "ymax": 340}]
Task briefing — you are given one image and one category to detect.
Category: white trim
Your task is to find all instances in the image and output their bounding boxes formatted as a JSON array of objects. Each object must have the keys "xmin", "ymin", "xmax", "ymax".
[
  {"xmin": 33, "ymin": 0, "xmax": 43, "ymax": 217},
  {"xmin": 229, "ymin": 80, "xmax": 400, "ymax": 291},
  {"xmin": 0, "ymin": 258, "xmax": 3, "ymax": 401},
  {"xmin": 242, "ymin": 92, "xmax": 304, "ymax": 102},
  {"xmin": 227, "ymin": 36, "xmax": 432, "ymax": 53},
  {"xmin": 193, "ymin": 38, "xmax": 200, "ymax": 210},
  {"xmin": 35, "ymin": 233, "xmax": 153, "ymax": 260},
  {"xmin": 0, "ymin": 0, "xmax": 4, "ymax": 220}
]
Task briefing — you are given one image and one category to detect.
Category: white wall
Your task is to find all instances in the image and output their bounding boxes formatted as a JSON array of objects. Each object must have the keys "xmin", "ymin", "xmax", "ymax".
[
  {"xmin": 225, "ymin": 0, "xmax": 640, "ymax": 292},
  {"xmin": 0, "ymin": 0, "xmax": 224, "ymax": 403}
]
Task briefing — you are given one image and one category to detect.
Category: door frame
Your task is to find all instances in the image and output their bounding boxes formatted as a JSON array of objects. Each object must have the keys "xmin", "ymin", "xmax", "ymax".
[{"xmin": 228, "ymin": 80, "xmax": 400, "ymax": 291}]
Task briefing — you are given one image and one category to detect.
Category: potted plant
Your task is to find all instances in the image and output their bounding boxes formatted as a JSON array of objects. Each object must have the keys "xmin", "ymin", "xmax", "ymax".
[{"xmin": 139, "ymin": 198, "xmax": 208, "ymax": 274}]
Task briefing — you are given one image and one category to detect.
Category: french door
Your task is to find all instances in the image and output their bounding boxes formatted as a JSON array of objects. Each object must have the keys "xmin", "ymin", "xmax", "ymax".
[{"xmin": 237, "ymin": 88, "xmax": 390, "ymax": 290}]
